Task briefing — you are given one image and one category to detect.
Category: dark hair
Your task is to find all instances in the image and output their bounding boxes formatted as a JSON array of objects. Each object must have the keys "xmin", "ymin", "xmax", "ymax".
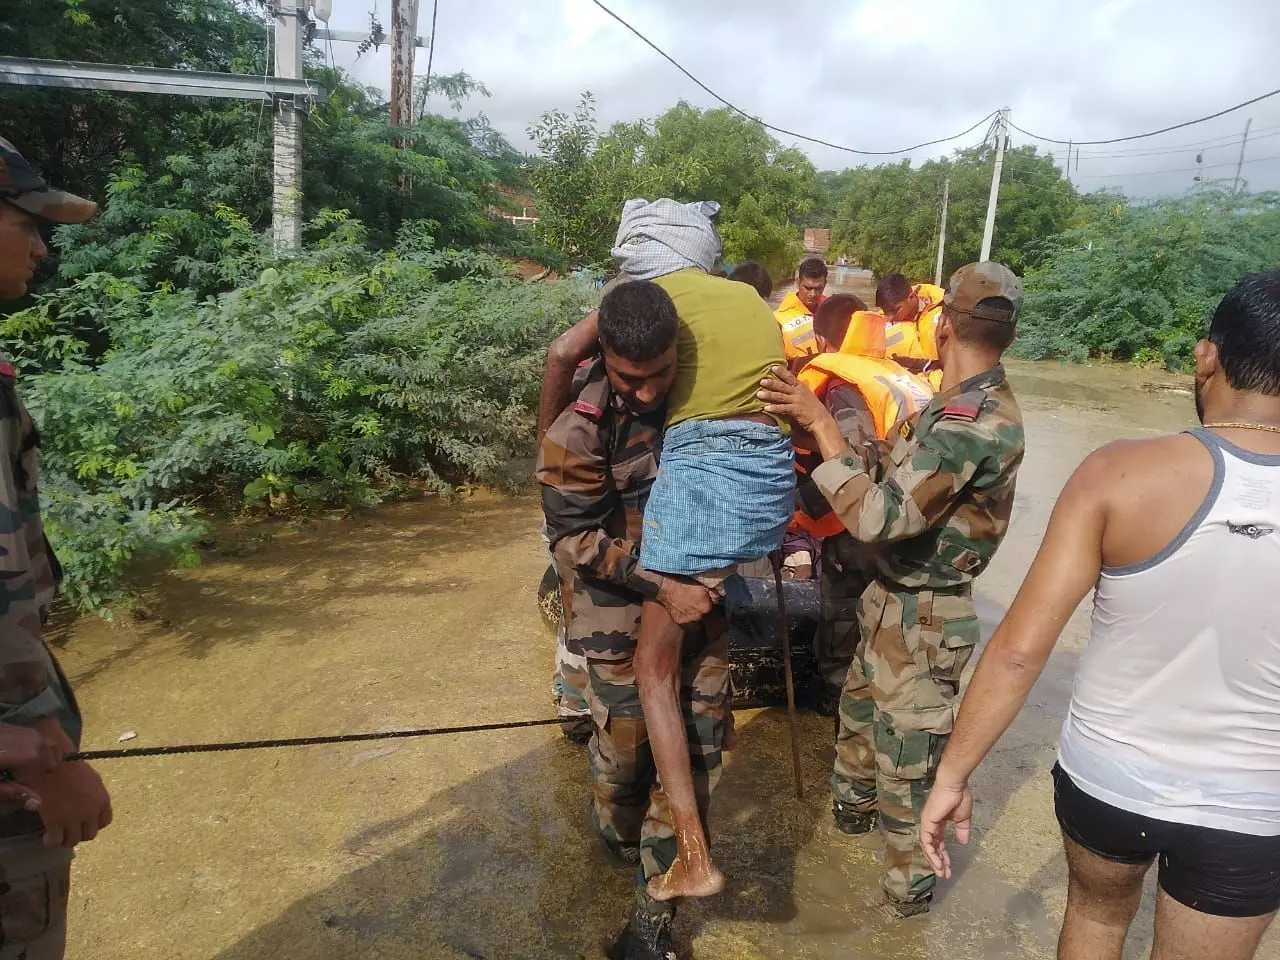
[
  {"xmin": 947, "ymin": 298, "xmax": 1016, "ymax": 351},
  {"xmin": 875, "ymin": 273, "xmax": 912, "ymax": 309},
  {"xmin": 813, "ymin": 294, "xmax": 869, "ymax": 346},
  {"xmin": 728, "ymin": 261, "xmax": 773, "ymax": 299},
  {"xmin": 1209, "ymin": 269, "xmax": 1280, "ymax": 396},
  {"xmin": 797, "ymin": 257, "xmax": 828, "ymax": 281},
  {"xmin": 598, "ymin": 280, "xmax": 679, "ymax": 362}
]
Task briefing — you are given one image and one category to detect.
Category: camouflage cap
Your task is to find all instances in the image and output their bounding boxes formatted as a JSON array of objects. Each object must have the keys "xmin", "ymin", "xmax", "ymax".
[
  {"xmin": 944, "ymin": 261, "xmax": 1023, "ymax": 322},
  {"xmin": 0, "ymin": 136, "xmax": 97, "ymax": 224}
]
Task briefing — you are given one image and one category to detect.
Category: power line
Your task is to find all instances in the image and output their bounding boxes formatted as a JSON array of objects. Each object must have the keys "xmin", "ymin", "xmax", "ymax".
[
  {"xmin": 587, "ymin": 0, "xmax": 998, "ymax": 157},
  {"xmin": 1074, "ymin": 153, "xmax": 1280, "ymax": 180},
  {"xmin": 423, "ymin": 0, "xmax": 439, "ymax": 93},
  {"xmin": 1010, "ymin": 86, "xmax": 1280, "ymax": 146},
  {"xmin": 1070, "ymin": 127, "xmax": 1280, "ymax": 160}
]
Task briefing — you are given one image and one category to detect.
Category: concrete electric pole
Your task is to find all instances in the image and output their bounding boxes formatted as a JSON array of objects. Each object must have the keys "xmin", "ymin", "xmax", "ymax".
[
  {"xmin": 979, "ymin": 107, "xmax": 1009, "ymax": 263},
  {"xmin": 934, "ymin": 177, "xmax": 950, "ymax": 286},
  {"xmin": 1232, "ymin": 118, "xmax": 1253, "ymax": 195},
  {"xmin": 272, "ymin": 0, "xmax": 306, "ymax": 252},
  {"xmin": 389, "ymin": 0, "xmax": 422, "ymax": 131}
]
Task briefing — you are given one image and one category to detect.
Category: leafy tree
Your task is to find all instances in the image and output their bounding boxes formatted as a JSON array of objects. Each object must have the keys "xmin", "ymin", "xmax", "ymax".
[
  {"xmin": 1015, "ymin": 188, "xmax": 1280, "ymax": 367},
  {"xmin": 828, "ymin": 144, "xmax": 1079, "ymax": 279},
  {"xmin": 527, "ymin": 98, "xmax": 819, "ymax": 277}
]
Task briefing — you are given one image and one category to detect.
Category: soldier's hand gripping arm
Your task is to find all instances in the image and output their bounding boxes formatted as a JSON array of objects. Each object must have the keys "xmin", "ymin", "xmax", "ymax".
[{"xmin": 536, "ymin": 393, "xmax": 714, "ymax": 625}]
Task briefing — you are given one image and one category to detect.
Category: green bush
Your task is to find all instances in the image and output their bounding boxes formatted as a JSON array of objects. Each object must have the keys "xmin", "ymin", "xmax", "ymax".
[
  {"xmin": 1014, "ymin": 189, "xmax": 1280, "ymax": 368},
  {"xmin": 5, "ymin": 214, "xmax": 594, "ymax": 612}
]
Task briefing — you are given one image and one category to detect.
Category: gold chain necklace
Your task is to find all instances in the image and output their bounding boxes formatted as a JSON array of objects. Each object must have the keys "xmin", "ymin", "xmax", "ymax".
[{"xmin": 1203, "ymin": 421, "xmax": 1280, "ymax": 435}]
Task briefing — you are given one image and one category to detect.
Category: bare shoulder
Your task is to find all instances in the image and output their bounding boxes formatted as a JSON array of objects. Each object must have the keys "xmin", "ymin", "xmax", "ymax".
[{"xmin": 1068, "ymin": 432, "xmax": 1210, "ymax": 505}]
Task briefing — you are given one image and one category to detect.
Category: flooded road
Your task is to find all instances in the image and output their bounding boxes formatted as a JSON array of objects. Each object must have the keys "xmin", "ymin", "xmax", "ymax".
[{"xmin": 53, "ymin": 351, "xmax": 1266, "ymax": 960}]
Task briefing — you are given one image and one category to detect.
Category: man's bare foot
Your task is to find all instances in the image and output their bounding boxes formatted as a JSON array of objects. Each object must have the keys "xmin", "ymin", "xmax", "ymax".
[
  {"xmin": 723, "ymin": 711, "xmax": 738, "ymax": 751},
  {"xmin": 646, "ymin": 854, "xmax": 725, "ymax": 901}
]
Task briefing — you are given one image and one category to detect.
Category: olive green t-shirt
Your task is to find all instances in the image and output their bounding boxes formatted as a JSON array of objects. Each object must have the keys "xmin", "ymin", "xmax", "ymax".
[{"xmin": 653, "ymin": 269, "xmax": 786, "ymax": 427}]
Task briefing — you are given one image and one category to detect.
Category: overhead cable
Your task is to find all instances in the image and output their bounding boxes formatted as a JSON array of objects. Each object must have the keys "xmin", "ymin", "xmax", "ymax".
[
  {"xmin": 1010, "ymin": 87, "xmax": 1280, "ymax": 146},
  {"xmin": 587, "ymin": 0, "xmax": 997, "ymax": 157}
]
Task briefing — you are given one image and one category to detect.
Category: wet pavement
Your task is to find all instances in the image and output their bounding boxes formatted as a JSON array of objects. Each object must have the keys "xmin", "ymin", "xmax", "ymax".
[{"xmin": 52, "ymin": 344, "xmax": 1276, "ymax": 959}]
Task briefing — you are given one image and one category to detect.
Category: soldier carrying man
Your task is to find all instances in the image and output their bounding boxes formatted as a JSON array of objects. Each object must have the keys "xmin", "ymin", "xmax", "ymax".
[
  {"xmin": 758, "ymin": 261, "xmax": 1025, "ymax": 918},
  {"xmin": 537, "ymin": 281, "xmax": 730, "ymax": 960}
]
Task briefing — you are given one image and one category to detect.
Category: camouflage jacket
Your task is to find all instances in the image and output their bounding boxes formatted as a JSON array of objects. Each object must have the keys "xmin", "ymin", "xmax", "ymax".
[
  {"xmin": 536, "ymin": 358, "xmax": 663, "ymax": 602},
  {"xmin": 811, "ymin": 364, "xmax": 1024, "ymax": 591},
  {"xmin": 0, "ymin": 351, "xmax": 79, "ymax": 739}
]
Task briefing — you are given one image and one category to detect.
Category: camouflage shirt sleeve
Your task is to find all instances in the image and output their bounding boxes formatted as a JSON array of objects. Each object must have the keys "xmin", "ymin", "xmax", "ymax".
[
  {"xmin": 0, "ymin": 369, "xmax": 60, "ymax": 724},
  {"xmin": 536, "ymin": 400, "xmax": 660, "ymax": 600},
  {"xmin": 809, "ymin": 405, "xmax": 986, "ymax": 545}
]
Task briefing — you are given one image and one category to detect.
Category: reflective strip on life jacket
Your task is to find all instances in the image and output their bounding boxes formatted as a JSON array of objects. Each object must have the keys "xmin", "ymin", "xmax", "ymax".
[{"xmin": 775, "ymin": 291, "xmax": 824, "ymax": 360}]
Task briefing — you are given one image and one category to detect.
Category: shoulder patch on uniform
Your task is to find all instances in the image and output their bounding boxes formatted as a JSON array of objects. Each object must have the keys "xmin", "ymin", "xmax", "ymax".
[
  {"xmin": 940, "ymin": 395, "xmax": 982, "ymax": 421},
  {"xmin": 573, "ymin": 398, "xmax": 605, "ymax": 420},
  {"xmin": 898, "ymin": 418, "xmax": 914, "ymax": 441}
]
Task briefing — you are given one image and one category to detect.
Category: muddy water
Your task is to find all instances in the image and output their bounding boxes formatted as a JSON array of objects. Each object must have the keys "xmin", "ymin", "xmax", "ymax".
[{"xmin": 55, "ymin": 358, "xmax": 1273, "ymax": 960}]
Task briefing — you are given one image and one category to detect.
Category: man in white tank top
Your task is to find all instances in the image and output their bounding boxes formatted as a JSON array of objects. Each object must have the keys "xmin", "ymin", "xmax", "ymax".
[{"xmin": 918, "ymin": 269, "xmax": 1280, "ymax": 960}]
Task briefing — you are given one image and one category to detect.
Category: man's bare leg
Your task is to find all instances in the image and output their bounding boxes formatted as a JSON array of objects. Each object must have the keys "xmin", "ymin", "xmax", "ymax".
[
  {"xmin": 635, "ymin": 597, "xmax": 724, "ymax": 901},
  {"xmin": 1150, "ymin": 886, "xmax": 1276, "ymax": 960},
  {"xmin": 1057, "ymin": 835, "xmax": 1150, "ymax": 960}
]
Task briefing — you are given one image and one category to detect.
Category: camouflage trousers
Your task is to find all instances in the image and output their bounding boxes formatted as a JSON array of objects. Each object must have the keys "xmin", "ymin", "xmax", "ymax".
[
  {"xmin": 830, "ymin": 579, "xmax": 980, "ymax": 905},
  {"xmin": 0, "ymin": 832, "xmax": 72, "ymax": 959},
  {"xmin": 584, "ymin": 615, "xmax": 731, "ymax": 885},
  {"xmin": 552, "ymin": 622, "xmax": 591, "ymax": 738},
  {"xmin": 815, "ymin": 534, "xmax": 867, "ymax": 709}
]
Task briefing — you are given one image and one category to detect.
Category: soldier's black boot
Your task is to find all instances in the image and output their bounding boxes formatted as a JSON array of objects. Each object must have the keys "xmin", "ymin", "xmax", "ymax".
[
  {"xmin": 618, "ymin": 888, "xmax": 678, "ymax": 960},
  {"xmin": 559, "ymin": 714, "xmax": 592, "ymax": 746},
  {"xmin": 832, "ymin": 799, "xmax": 878, "ymax": 835},
  {"xmin": 883, "ymin": 894, "xmax": 932, "ymax": 919}
]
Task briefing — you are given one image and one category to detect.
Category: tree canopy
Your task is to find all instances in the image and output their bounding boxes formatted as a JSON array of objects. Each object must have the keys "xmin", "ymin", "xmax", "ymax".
[
  {"xmin": 527, "ymin": 98, "xmax": 819, "ymax": 278},
  {"xmin": 827, "ymin": 144, "xmax": 1080, "ymax": 280}
]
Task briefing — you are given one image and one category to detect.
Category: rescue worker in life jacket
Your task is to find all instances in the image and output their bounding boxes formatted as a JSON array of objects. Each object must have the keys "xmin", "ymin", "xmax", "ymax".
[
  {"xmin": 877, "ymin": 273, "xmax": 946, "ymax": 387},
  {"xmin": 790, "ymin": 296, "xmax": 936, "ymax": 709},
  {"xmin": 774, "ymin": 257, "xmax": 828, "ymax": 361}
]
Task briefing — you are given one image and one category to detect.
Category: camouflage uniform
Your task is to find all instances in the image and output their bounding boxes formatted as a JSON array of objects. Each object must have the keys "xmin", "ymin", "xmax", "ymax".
[
  {"xmin": 0, "ymin": 137, "xmax": 97, "ymax": 959},
  {"xmin": 536, "ymin": 359, "xmax": 729, "ymax": 887},
  {"xmin": 813, "ymin": 361, "xmax": 1024, "ymax": 908},
  {"xmin": 0, "ymin": 348, "xmax": 81, "ymax": 959}
]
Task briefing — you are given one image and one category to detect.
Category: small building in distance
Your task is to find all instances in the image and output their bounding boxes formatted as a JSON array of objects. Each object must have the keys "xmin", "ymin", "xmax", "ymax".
[
  {"xmin": 803, "ymin": 227, "xmax": 830, "ymax": 259},
  {"xmin": 488, "ymin": 186, "xmax": 539, "ymax": 228}
]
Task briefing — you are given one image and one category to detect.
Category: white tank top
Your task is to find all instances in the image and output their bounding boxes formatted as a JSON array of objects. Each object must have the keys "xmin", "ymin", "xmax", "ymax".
[{"xmin": 1058, "ymin": 428, "xmax": 1280, "ymax": 835}]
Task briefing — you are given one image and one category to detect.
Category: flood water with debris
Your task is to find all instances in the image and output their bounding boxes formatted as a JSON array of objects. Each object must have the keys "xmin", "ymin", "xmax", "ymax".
[{"xmin": 52, "ymin": 277, "xmax": 1280, "ymax": 958}]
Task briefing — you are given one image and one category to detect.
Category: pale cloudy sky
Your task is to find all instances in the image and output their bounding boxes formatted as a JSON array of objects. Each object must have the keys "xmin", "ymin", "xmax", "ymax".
[{"xmin": 320, "ymin": 0, "xmax": 1280, "ymax": 198}]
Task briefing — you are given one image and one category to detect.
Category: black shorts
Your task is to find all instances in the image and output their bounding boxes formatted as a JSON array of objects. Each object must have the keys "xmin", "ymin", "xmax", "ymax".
[{"xmin": 1053, "ymin": 763, "xmax": 1280, "ymax": 918}]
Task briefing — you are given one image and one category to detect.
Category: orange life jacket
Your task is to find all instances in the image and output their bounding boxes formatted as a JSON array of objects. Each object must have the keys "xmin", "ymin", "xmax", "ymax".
[
  {"xmin": 790, "ymin": 315, "xmax": 935, "ymax": 538},
  {"xmin": 886, "ymin": 282, "xmax": 945, "ymax": 366},
  {"xmin": 774, "ymin": 290, "xmax": 823, "ymax": 360}
]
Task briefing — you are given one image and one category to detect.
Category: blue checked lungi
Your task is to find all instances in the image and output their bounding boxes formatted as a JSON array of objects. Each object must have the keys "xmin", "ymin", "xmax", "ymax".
[{"xmin": 640, "ymin": 419, "xmax": 795, "ymax": 576}]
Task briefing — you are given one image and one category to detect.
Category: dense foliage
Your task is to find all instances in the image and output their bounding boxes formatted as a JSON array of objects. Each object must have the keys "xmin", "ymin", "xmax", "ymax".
[
  {"xmin": 1014, "ymin": 190, "xmax": 1280, "ymax": 367},
  {"xmin": 8, "ymin": 0, "xmax": 1280, "ymax": 615},
  {"xmin": 6, "ymin": 216, "xmax": 593, "ymax": 611},
  {"xmin": 828, "ymin": 144, "xmax": 1080, "ymax": 279},
  {"xmin": 527, "ymin": 98, "xmax": 819, "ymax": 277}
]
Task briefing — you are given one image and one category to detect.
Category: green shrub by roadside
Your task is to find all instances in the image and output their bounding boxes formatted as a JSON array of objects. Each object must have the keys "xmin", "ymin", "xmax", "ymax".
[
  {"xmin": 4, "ymin": 214, "xmax": 594, "ymax": 612},
  {"xmin": 1015, "ymin": 190, "xmax": 1280, "ymax": 368}
]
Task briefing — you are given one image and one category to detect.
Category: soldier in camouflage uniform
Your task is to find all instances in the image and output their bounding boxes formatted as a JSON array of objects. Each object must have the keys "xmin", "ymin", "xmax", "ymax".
[
  {"xmin": 759, "ymin": 261, "xmax": 1025, "ymax": 917},
  {"xmin": 0, "ymin": 137, "xmax": 114, "ymax": 958},
  {"xmin": 537, "ymin": 281, "xmax": 727, "ymax": 960}
]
